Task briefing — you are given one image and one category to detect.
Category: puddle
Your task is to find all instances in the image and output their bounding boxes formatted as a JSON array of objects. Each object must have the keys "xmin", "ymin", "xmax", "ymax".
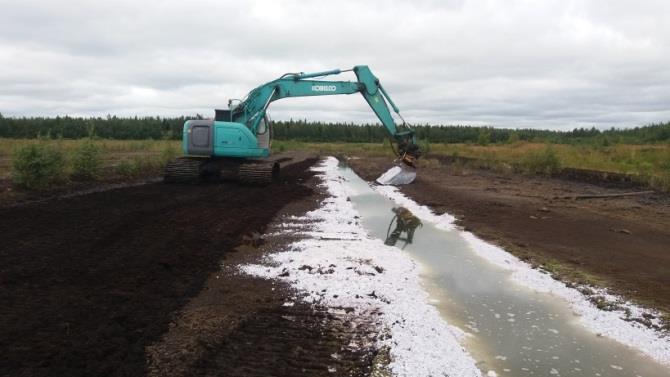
[{"xmin": 339, "ymin": 163, "xmax": 669, "ymax": 377}]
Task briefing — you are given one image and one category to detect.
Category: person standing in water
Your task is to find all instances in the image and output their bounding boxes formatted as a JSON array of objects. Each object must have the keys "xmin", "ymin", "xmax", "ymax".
[{"xmin": 385, "ymin": 206, "xmax": 422, "ymax": 247}]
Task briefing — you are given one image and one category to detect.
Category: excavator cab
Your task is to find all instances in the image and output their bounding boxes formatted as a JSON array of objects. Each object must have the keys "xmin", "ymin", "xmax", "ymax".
[{"xmin": 168, "ymin": 114, "xmax": 277, "ymax": 184}]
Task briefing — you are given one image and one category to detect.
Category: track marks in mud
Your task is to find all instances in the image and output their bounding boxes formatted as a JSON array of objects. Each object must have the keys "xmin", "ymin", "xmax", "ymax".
[{"xmin": 193, "ymin": 304, "xmax": 378, "ymax": 377}]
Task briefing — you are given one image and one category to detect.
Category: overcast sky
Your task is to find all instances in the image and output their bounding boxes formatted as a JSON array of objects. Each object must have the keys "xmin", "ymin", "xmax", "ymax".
[{"xmin": 1, "ymin": 0, "xmax": 669, "ymax": 129}]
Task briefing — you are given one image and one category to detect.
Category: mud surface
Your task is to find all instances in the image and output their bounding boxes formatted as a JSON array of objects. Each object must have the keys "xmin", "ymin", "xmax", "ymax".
[
  {"xmin": 0, "ymin": 154, "xmax": 376, "ymax": 377},
  {"xmin": 349, "ymin": 157, "xmax": 670, "ymax": 316}
]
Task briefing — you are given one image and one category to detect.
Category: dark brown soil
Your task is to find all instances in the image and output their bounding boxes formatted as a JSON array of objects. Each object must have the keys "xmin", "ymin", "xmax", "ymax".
[
  {"xmin": 0, "ymin": 155, "xmax": 376, "ymax": 377},
  {"xmin": 146, "ymin": 163, "xmax": 378, "ymax": 377},
  {"xmin": 348, "ymin": 157, "xmax": 670, "ymax": 316}
]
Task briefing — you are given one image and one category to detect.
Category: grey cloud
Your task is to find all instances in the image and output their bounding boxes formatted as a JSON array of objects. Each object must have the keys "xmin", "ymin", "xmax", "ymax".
[{"xmin": 0, "ymin": 0, "xmax": 669, "ymax": 129}]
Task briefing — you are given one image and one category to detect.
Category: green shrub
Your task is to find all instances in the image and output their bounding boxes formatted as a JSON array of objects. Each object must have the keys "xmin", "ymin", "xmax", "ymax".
[
  {"xmin": 477, "ymin": 129, "xmax": 491, "ymax": 146},
  {"xmin": 116, "ymin": 159, "xmax": 139, "ymax": 177},
  {"xmin": 519, "ymin": 146, "xmax": 562, "ymax": 175},
  {"xmin": 507, "ymin": 131, "xmax": 520, "ymax": 144},
  {"xmin": 71, "ymin": 141, "xmax": 102, "ymax": 180},
  {"xmin": 11, "ymin": 143, "xmax": 65, "ymax": 190}
]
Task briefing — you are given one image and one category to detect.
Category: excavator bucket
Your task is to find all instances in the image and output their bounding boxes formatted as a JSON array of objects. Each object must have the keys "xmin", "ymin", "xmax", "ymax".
[{"xmin": 376, "ymin": 164, "xmax": 417, "ymax": 185}]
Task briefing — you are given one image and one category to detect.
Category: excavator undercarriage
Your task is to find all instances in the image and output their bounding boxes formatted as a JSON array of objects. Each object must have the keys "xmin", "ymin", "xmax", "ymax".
[{"xmin": 164, "ymin": 157, "xmax": 279, "ymax": 185}]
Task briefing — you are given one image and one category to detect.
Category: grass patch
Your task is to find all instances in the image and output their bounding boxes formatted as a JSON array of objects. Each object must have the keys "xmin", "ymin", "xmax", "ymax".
[
  {"xmin": 272, "ymin": 140, "xmax": 394, "ymax": 158},
  {"xmin": 518, "ymin": 145, "xmax": 562, "ymax": 175},
  {"xmin": 1, "ymin": 138, "xmax": 181, "ymax": 188},
  {"xmin": 423, "ymin": 142, "xmax": 670, "ymax": 191},
  {"xmin": 115, "ymin": 159, "xmax": 142, "ymax": 177},
  {"xmin": 2, "ymin": 138, "xmax": 669, "ymax": 191},
  {"xmin": 115, "ymin": 155, "xmax": 168, "ymax": 178}
]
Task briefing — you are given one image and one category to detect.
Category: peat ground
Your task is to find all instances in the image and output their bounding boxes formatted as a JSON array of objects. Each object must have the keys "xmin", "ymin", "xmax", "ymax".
[{"xmin": 0, "ymin": 155, "xmax": 377, "ymax": 377}]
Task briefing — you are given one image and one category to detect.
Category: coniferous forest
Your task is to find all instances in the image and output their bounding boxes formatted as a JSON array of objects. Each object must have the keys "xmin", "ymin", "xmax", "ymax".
[{"xmin": 0, "ymin": 113, "xmax": 669, "ymax": 145}]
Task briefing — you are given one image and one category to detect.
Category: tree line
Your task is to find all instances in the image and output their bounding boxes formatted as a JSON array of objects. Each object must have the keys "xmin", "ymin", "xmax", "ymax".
[{"xmin": 1, "ymin": 113, "xmax": 669, "ymax": 145}]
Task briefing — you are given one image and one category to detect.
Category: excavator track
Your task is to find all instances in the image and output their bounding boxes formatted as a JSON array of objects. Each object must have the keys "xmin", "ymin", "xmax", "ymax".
[
  {"xmin": 164, "ymin": 158, "xmax": 280, "ymax": 185},
  {"xmin": 238, "ymin": 162, "xmax": 279, "ymax": 185},
  {"xmin": 163, "ymin": 158, "xmax": 204, "ymax": 183}
]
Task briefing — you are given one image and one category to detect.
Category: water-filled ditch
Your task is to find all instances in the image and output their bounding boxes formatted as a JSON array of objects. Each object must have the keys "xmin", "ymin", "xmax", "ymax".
[{"xmin": 340, "ymin": 163, "xmax": 669, "ymax": 377}]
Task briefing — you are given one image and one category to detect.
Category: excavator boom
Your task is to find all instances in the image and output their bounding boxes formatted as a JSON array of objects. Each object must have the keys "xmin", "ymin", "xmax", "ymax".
[{"xmin": 229, "ymin": 65, "xmax": 420, "ymax": 167}]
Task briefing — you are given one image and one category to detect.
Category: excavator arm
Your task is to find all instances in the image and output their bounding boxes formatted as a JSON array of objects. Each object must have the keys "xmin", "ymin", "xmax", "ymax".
[{"xmin": 230, "ymin": 65, "xmax": 420, "ymax": 165}]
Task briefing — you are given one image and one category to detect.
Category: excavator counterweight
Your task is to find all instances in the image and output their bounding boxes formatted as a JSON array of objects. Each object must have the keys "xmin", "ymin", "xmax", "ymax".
[{"xmin": 164, "ymin": 65, "xmax": 421, "ymax": 185}]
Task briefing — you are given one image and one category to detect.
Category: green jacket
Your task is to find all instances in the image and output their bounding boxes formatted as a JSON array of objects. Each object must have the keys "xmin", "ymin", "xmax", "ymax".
[{"xmin": 395, "ymin": 207, "xmax": 422, "ymax": 229}]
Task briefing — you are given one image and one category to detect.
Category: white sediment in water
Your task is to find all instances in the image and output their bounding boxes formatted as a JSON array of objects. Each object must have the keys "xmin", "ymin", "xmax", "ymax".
[
  {"xmin": 374, "ymin": 184, "xmax": 670, "ymax": 367},
  {"xmin": 241, "ymin": 157, "xmax": 482, "ymax": 377}
]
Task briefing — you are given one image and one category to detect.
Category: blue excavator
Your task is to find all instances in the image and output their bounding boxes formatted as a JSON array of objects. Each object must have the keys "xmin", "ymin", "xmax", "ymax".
[{"xmin": 164, "ymin": 65, "xmax": 421, "ymax": 184}]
